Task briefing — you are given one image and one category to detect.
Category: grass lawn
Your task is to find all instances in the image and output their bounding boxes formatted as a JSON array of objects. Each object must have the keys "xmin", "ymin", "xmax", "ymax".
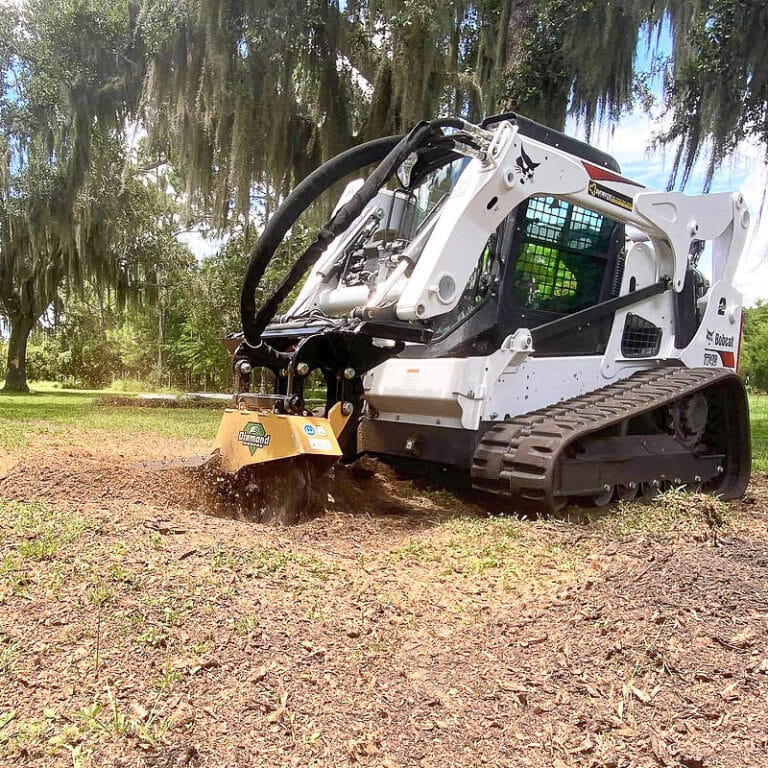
[
  {"xmin": 0, "ymin": 385, "xmax": 221, "ymax": 451},
  {"xmin": 0, "ymin": 383, "xmax": 765, "ymax": 470}
]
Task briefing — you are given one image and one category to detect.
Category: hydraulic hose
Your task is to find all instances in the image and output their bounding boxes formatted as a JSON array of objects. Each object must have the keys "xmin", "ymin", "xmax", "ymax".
[{"xmin": 239, "ymin": 120, "xmax": 441, "ymax": 352}]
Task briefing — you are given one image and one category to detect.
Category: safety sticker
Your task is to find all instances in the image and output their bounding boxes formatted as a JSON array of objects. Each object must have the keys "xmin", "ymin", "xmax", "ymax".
[
  {"xmin": 309, "ymin": 438, "xmax": 332, "ymax": 451},
  {"xmin": 403, "ymin": 368, "xmax": 419, "ymax": 387}
]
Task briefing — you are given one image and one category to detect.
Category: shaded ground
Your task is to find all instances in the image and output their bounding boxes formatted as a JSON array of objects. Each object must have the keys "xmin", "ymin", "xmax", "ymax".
[{"xmin": 0, "ymin": 425, "xmax": 767, "ymax": 767}]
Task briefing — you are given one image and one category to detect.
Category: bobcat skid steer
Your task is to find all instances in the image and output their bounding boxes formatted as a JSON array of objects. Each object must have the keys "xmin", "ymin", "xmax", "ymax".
[{"xmin": 213, "ymin": 112, "xmax": 751, "ymax": 513}]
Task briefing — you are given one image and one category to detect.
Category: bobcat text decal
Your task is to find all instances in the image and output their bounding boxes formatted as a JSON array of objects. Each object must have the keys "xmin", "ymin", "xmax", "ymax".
[{"xmin": 705, "ymin": 329, "xmax": 734, "ymax": 348}]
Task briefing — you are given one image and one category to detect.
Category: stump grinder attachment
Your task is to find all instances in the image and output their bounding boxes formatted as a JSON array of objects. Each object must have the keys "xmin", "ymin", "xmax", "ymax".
[{"xmin": 214, "ymin": 400, "xmax": 351, "ymax": 474}]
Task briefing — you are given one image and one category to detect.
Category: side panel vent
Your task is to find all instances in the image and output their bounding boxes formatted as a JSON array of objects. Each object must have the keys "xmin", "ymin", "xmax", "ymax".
[{"xmin": 621, "ymin": 313, "xmax": 662, "ymax": 358}]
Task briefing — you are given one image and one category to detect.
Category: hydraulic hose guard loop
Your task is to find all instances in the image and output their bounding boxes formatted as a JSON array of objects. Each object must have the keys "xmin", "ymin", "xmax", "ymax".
[{"xmin": 239, "ymin": 120, "xmax": 449, "ymax": 354}]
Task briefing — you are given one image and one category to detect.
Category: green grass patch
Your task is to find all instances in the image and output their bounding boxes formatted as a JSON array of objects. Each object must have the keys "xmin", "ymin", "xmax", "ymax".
[
  {"xmin": 0, "ymin": 499, "xmax": 87, "ymax": 542},
  {"xmin": 0, "ymin": 388, "xmax": 220, "ymax": 449},
  {"xmin": 392, "ymin": 515, "xmax": 586, "ymax": 584},
  {"xmin": 0, "ymin": 500, "xmax": 92, "ymax": 599},
  {"xmin": 208, "ymin": 543, "xmax": 339, "ymax": 588},
  {"xmin": 591, "ymin": 487, "xmax": 730, "ymax": 539},
  {"xmin": 749, "ymin": 393, "xmax": 768, "ymax": 472},
  {"xmin": 440, "ymin": 516, "xmax": 586, "ymax": 577}
]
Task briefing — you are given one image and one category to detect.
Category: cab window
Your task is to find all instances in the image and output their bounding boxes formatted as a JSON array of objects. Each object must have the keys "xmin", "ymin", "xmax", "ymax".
[{"xmin": 511, "ymin": 196, "xmax": 619, "ymax": 314}]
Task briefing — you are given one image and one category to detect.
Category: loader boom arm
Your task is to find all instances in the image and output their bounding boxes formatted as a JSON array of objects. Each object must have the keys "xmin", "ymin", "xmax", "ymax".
[{"xmin": 361, "ymin": 120, "xmax": 751, "ymax": 323}]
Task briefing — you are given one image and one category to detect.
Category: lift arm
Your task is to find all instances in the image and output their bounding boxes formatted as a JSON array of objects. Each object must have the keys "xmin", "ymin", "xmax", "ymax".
[{"xmin": 367, "ymin": 121, "xmax": 751, "ymax": 322}]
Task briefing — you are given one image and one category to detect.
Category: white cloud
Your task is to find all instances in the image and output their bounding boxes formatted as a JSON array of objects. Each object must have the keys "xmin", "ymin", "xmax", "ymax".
[{"xmin": 177, "ymin": 229, "xmax": 228, "ymax": 261}]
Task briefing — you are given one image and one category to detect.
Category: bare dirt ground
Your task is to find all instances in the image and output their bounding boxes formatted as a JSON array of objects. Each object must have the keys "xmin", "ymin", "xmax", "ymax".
[{"xmin": 0, "ymin": 432, "xmax": 767, "ymax": 768}]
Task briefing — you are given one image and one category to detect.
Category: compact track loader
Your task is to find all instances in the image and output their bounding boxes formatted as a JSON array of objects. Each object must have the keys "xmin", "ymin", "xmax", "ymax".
[{"xmin": 213, "ymin": 112, "xmax": 751, "ymax": 512}]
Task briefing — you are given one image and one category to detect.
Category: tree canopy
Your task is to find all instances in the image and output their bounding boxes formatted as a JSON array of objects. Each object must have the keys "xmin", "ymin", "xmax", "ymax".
[
  {"xmin": 659, "ymin": 1, "xmax": 768, "ymax": 189},
  {"xmin": 0, "ymin": 0, "xmax": 157, "ymax": 390},
  {"xmin": 2, "ymin": 0, "xmax": 768, "ymax": 392},
  {"xmin": 133, "ymin": 0, "xmax": 768, "ymax": 229}
]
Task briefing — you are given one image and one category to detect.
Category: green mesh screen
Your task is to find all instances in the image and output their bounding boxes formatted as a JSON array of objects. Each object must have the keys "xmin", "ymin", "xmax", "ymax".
[{"xmin": 513, "ymin": 196, "xmax": 613, "ymax": 313}]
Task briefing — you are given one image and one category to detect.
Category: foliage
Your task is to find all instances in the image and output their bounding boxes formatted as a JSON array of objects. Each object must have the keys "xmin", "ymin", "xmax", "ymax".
[
  {"xmin": 501, "ymin": 0, "xmax": 768, "ymax": 187},
  {"xmin": 25, "ymin": 333, "xmax": 63, "ymax": 384},
  {"xmin": 0, "ymin": 0, "xmax": 152, "ymax": 390},
  {"xmin": 133, "ymin": 0, "xmax": 768, "ymax": 230},
  {"xmin": 135, "ymin": 0, "xmax": 515, "ymax": 227},
  {"xmin": 500, "ymin": 0, "xmax": 649, "ymax": 133},
  {"xmin": 741, "ymin": 302, "xmax": 768, "ymax": 391},
  {"xmin": 27, "ymin": 306, "xmax": 123, "ymax": 390},
  {"xmin": 16, "ymin": 227, "xmax": 297, "ymax": 391},
  {"xmin": 22, "ymin": 241, "xmax": 229, "ymax": 391},
  {"xmin": 750, "ymin": 393, "xmax": 768, "ymax": 473},
  {"xmin": 660, "ymin": 1, "xmax": 768, "ymax": 188},
  {"xmin": 161, "ymin": 270, "xmax": 231, "ymax": 391}
]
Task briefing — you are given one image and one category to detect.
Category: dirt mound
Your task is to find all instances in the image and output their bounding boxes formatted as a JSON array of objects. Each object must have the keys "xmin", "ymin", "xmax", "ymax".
[
  {"xmin": 0, "ymin": 450, "xmax": 201, "ymax": 510},
  {"xmin": 331, "ymin": 458, "xmax": 437, "ymax": 517},
  {"xmin": 0, "ymin": 449, "xmax": 425, "ymax": 525},
  {"xmin": 0, "ymin": 448, "xmax": 18, "ymax": 481},
  {"xmin": 97, "ymin": 395, "xmax": 223, "ymax": 409},
  {"xmin": 97, "ymin": 395, "xmax": 177, "ymax": 408}
]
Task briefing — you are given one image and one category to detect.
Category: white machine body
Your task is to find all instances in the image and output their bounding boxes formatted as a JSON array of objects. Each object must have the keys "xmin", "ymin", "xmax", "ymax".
[{"xmin": 283, "ymin": 119, "xmax": 749, "ymax": 436}]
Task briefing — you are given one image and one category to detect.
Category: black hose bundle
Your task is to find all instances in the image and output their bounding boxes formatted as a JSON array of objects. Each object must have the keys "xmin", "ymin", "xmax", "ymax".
[{"xmin": 239, "ymin": 119, "xmax": 464, "ymax": 356}]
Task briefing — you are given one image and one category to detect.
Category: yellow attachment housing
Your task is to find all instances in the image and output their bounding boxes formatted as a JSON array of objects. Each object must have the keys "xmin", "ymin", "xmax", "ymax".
[{"xmin": 215, "ymin": 402, "xmax": 351, "ymax": 474}]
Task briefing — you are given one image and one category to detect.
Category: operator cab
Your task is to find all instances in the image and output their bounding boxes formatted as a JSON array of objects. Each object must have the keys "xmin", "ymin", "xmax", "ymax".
[{"xmin": 392, "ymin": 162, "xmax": 626, "ymax": 359}]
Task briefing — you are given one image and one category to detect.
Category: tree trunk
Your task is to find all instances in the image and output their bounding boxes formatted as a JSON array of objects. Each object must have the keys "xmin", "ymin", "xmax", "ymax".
[
  {"xmin": 505, "ymin": 0, "xmax": 535, "ymax": 74},
  {"xmin": 157, "ymin": 300, "xmax": 165, "ymax": 377},
  {"xmin": 3, "ymin": 314, "xmax": 35, "ymax": 392},
  {"xmin": 503, "ymin": 0, "xmax": 569, "ymax": 130},
  {"xmin": 486, "ymin": 0, "xmax": 511, "ymax": 113}
]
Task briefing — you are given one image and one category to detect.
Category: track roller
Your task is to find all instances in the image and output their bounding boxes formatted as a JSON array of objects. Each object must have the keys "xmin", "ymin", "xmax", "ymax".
[
  {"xmin": 616, "ymin": 482, "xmax": 639, "ymax": 502},
  {"xmin": 592, "ymin": 485, "xmax": 615, "ymax": 507},
  {"xmin": 641, "ymin": 481, "xmax": 661, "ymax": 501}
]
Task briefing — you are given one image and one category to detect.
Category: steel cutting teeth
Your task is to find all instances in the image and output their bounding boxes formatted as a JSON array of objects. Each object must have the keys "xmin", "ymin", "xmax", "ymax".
[{"xmin": 211, "ymin": 455, "xmax": 335, "ymax": 524}]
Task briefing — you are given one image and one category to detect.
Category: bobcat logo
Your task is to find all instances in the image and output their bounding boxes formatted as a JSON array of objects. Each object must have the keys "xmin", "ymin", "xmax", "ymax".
[
  {"xmin": 515, "ymin": 144, "xmax": 540, "ymax": 183},
  {"xmin": 705, "ymin": 328, "xmax": 714, "ymax": 343}
]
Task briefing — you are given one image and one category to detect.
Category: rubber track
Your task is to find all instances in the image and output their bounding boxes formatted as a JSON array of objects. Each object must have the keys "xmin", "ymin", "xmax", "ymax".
[{"xmin": 471, "ymin": 366, "xmax": 739, "ymax": 506}]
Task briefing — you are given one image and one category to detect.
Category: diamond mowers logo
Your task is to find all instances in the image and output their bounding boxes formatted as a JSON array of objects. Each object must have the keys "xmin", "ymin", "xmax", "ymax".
[{"xmin": 238, "ymin": 421, "xmax": 272, "ymax": 455}]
